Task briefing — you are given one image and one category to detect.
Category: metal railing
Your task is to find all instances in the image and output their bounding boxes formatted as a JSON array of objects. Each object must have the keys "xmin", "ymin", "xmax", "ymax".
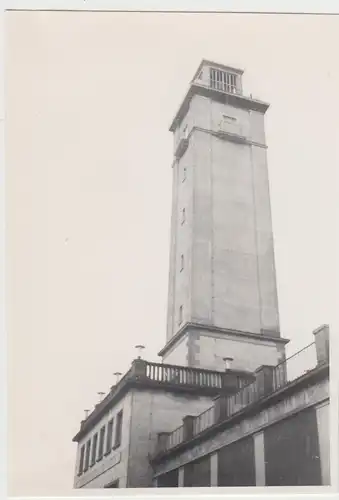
[
  {"xmin": 160, "ymin": 342, "xmax": 319, "ymax": 453},
  {"xmin": 193, "ymin": 406, "xmax": 215, "ymax": 436},
  {"xmin": 273, "ymin": 341, "xmax": 318, "ymax": 391}
]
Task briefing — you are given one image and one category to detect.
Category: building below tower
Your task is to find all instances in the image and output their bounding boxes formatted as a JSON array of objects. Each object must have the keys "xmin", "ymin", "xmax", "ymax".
[{"xmin": 72, "ymin": 325, "xmax": 330, "ymax": 488}]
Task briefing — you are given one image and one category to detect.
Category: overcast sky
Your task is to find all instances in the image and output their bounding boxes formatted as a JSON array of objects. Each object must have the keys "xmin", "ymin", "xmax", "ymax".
[{"xmin": 6, "ymin": 10, "xmax": 338, "ymax": 496}]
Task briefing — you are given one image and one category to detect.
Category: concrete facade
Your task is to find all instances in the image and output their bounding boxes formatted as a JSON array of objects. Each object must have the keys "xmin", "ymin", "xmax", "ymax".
[
  {"xmin": 74, "ymin": 385, "xmax": 215, "ymax": 488},
  {"xmin": 74, "ymin": 392, "xmax": 133, "ymax": 489},
  {"xmin": 152, "ymin": 373, "xmax": 330, "ymax": 486},
  {"xmin": 127, "ymin": 390, "xmax": 214, "ymax": 487},
  {"xmin": 164, "ymin": 60, "xmax": 282, "ymax": 369},
  {"xmin": 162, "ymin": 326, "xmax": 286, "ymax": 372}
]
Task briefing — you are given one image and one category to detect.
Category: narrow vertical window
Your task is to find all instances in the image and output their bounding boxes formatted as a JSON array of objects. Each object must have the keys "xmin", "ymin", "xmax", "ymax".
[
  {"xmin": 181, "ymin": 208, "xmax": 186, "ymax": 225},
  {"xmin": 180, "ymin": 254, "xmax": 184, "ymax": 272},
  {"xmin": 78, "ymin": 445, "xmax": 85, "ymax": 476},
  {"xmin": 90, "ymin": 433, "xmax": 98, "ymax": 466},
  {"xmin": 105, "ymin": 419, "xmax": 114, "ymax": 454},
  {"xmin": 97, "ymin": 425, "xmax": 106, "ymax": 461},
  {"xmin": 182, "ymin": 167, "xmax": 187, "ymax": 182},
  {"xmin": 114, "ymin": 410, "xmax": 123, "ymax": 449},
  {"xmin": 84, "ymin": 439, "xmax": 91, "ymax": 472},
  {"xmin": 178, "ymin": 305, "xmax": 183, "ymax": 325}
]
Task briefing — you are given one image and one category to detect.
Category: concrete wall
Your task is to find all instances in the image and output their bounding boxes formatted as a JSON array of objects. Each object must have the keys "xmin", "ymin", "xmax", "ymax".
[
  {"xmin": 190, "ymin": 124, "xmax": 279, "ymax": 334},
  {"xmin": 163, "ymin": 334, "xmax": 189, "ymax": 366},
  {"xmin": 153, "ymin": 376, "xmax": 329, "ymax": 482},
  {"xmin": 74, "ymin": 392, "xmax": 133, "ymax": 489},
  {"xmin": 166, "ymin": 131, "xmax": 194, "ymax": 341},
  {"xmin": 194, "ymin": 329, "xmax": 285, "ymax": 371},
  {"xmin": 315, "ymin": 401, "xmax": 330, "ymax": 485},
  {"xmin": 166, "ymin": 89, "xmax": 280, "ymax": 358},
  {"xmin": 127, "ymin": 389, "xmax": 215, "ymax": 487}
]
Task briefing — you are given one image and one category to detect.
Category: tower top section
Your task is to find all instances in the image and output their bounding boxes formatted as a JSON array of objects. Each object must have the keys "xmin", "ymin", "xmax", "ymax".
[{"xmin": 169, "ymin": 59, "xmax": 269, "ymax": 132}]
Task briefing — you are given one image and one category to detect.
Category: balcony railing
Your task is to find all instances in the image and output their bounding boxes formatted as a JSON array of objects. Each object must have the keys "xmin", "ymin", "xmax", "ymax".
[
  {"xmin": 77, "ymin": 360, "xmax": 252, "ymax": 438},
  {"xmin": 193, "ymin": 405, "xmax": 215, "ymax": 436},
  {"xmin": 158, "ymin": 342, "xmax": 321, "ymax": 455},
  {"xmin": 145, "ymin": 361, "xmax": 225, "ymax": 388}
]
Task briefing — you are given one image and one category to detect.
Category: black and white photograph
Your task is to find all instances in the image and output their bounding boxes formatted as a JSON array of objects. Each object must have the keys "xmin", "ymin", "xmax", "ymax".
[{"xmin": 4, "ymin": 4, "xmax": 337, "ymax": 496}]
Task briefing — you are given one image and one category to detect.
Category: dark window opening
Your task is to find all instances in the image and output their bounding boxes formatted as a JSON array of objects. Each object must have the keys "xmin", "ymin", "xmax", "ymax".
[
  {"xmin": 97, "ymin": 425, "xmax": 106, "ymax": 461},
  {"xmin": 210, "ymin": 68, "xmax": 238, "ymax": 94},
  {"xmin": 90, "ymin": 433, "xmax": 98, "ymax": 466},
  {"xmin": 78, "ymin": 445, "xmax": 85, "ymax": 476},
  {"xmin": 105, "ymin": 418, "xmax": 114, "ymax": 455},
  {"xmin": 184, "ymin": 455, "xmax": 211, "ymax": 487},
  {"xmin": 157, "ymin": 469, "xmax": 179, "ymax": 487},
  {"xmin": 84, "ymin": 439, "xmax": 91, "ymax": 472},
  {"xmin": 114, "ymin": 410, "xmax": 123, "ymax": 449}
]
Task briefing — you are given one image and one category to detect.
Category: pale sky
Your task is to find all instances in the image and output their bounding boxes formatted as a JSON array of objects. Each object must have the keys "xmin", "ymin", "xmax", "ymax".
[{"xmin": 6, "ymin": 10, "xmax": 338, "ymax": 496}]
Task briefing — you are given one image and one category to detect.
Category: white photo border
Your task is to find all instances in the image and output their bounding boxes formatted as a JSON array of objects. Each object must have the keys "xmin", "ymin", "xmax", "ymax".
[{"xmin": 1, "ymin": 2, "xmax": 338, "ymax": 500}]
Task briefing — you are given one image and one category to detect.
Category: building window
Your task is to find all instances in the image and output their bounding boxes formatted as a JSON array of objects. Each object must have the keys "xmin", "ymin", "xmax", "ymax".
[
  {"xmin": 97, "ymin": 425, "xmax": 106, "ymax": 461},
  {"xmin": 210, "ymin": 68, "xmax": 238, "ymax": 94},
  {"xmin": 105, "ymin": 418, "xmax": 114, "ymax": 455},
  {"xmin": 90, "ymin": 433, "xmax": 98, "ymax": 466},
  {"xmin": 78, "ymin": 445, "xmax": 85, "ymax": 476},
  {"xmin": 178, "ymin": 305, "xmax": 183, "ymax": 325},
  {"xmin": 182, "ymin": 167, "xmax": 187, "ymax": 182},
  {"xmin": 180, "ymin": 254, "xmax": 184, "ymax": 272},
  {"xmin": 181, "ymin": 208, "xmax": 186, "ymax": 225},
  {"xmin": 114, "ymin": 410, "xmax": 123, "ymax": 449},
  {"xmin": 84, "ymin": 439, "xmax": 91, "ymax": 472}
]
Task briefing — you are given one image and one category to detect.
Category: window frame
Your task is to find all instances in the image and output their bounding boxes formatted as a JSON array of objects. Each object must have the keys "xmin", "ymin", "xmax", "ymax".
[
  {"xmin": 97, "ymin": 425, "xmax": 106, "ymax": 461},
  {"xmin": 90, "ymin": 432, "xmax": 98, "ymax": 466},
  {"xmin": 178, "ymin": 305, "xmax": 183, "ymax": 325},
  {"xmin": 113, "ymin": 410, "xmax": 123, "ymax": 450},
  {"xmin": 105, "ymin": 418, "xmax": 114, "ymax": 456},
  {"xmin": 78, "ymin": 445, "xmax": 85, "ymax": 476},
  {"xmin": 84, "ymin": 439, "xmax": 91, "ymax": 472}
]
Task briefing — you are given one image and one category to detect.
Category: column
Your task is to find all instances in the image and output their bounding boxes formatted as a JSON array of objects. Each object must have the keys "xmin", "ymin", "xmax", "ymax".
[
  {"xmin": 182, "ymin": 415, "xmax": 195, "ymax": 441},
  {"xmin": 315, "ymin": 402, "xmax": 330, "ymax": 485},
  {"xmin": 178, "ymin": 466, "xmax": 185, "ymax": 487},
  {"xmin": 210, "ymin": 452, "xmax": 218, "ymax": 486},
  {"xmin": 313, "ymin": 324, "xmax": 330, "ymax": 366},
  {"xmin": 254, "ymin": 431, "xmax": 265, "ymax": 486}
]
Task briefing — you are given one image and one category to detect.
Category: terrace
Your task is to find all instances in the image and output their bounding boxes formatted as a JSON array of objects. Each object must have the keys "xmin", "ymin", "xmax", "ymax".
[
  {"xmin": 73, "ymin": 358, "xmax": 254, "ymax": 442},
  {"xmin": 152, "ymin": 339, "xmax": 329, "ymax": 459}
]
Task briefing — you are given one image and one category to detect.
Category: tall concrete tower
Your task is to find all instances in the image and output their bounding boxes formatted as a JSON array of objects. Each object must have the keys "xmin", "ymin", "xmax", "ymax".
[{"xmin": 160, "ymin": 60, "xmax": 288, "ymax": 372}]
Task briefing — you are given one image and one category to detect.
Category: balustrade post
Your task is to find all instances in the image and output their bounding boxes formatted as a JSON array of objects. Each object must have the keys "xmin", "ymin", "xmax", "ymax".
[
  {"xmin": 221, "ymin": 372, "xmax": 241, "ymax": 392},
  {"xmin": 255, "ymin": 365, "xmax": 275, "ymax": 398},
  {"xmin": 313, "ymin": 324, "xmax": 330, "ymax": 366},
  {"xmin": 214, "ymin": 396, "xmax": 225, "ymax": 423},
  {"xmin": 182, "ymin": 415, "xmax": 195, "ymax": 441},
  {"xmin": 156, "ymin": 432, "xmax": 170, "ymax": 453},
  {"xmin": 131, "ymin": 358, "xmax": 147, "ymax": 380}
]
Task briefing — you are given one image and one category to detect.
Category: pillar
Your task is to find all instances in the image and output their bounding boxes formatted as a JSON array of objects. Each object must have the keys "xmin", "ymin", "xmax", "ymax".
[
  {"xmin": 313, "ymin": 324, "xmax": 330, "ymax": 366},
  {"xmin": 254, "ymin": 431, "xmax": 266, "ymax": 486},
  {"xmin": 131, "ymin": 358, "xmax": 147, "ymax": 378},
  {"xmin": 210, "ymin": 452, "xmax": 218, "ymax": 486},
  {"xmin": 255, "ymin": 365, "xmax": 275, "ymax": 398},
  {"xmin": 183, "ymin": 415, "xmax": 195, "ymax": 441},
  {"xmin": 315, "ymin": 402, "xmax": 330, "ymax": 485},
  {"xmin": 178, "ymin": 466, "xmax": 185, "ymax": 487}
]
